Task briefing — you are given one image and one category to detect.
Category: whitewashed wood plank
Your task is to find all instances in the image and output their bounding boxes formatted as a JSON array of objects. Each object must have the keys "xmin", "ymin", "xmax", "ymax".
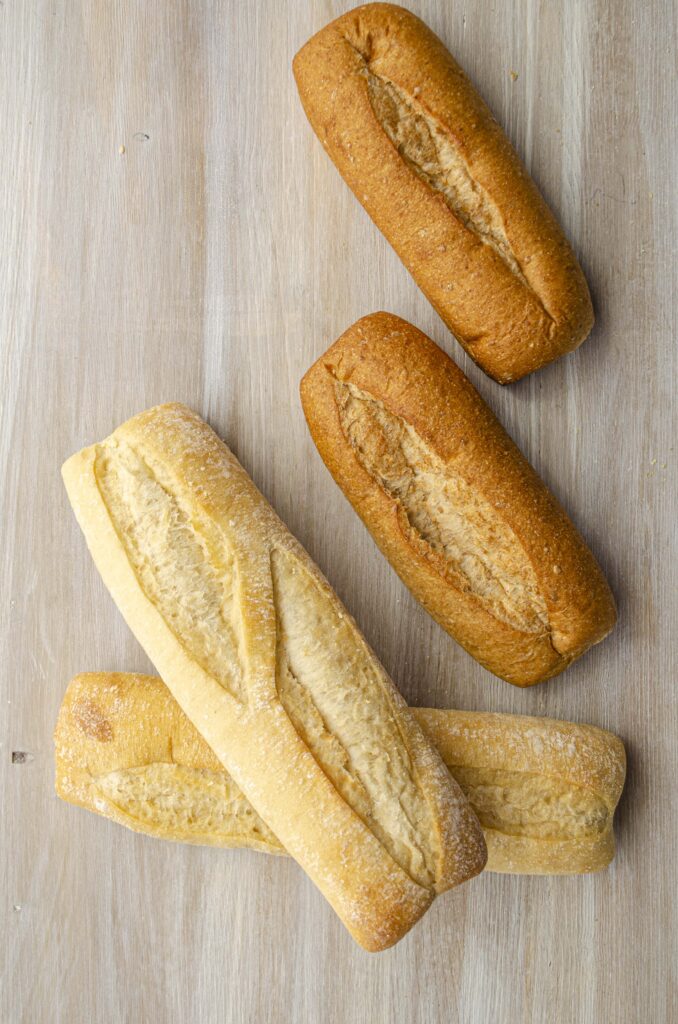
[{"xmin": 1, "ymin": 1, "xmax": 675, "ymax": 1021}]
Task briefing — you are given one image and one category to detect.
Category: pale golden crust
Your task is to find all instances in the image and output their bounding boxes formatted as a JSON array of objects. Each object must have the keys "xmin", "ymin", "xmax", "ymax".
[
  {"xmin": 293, "ymin": 3, "xmax": 594, "ymax": 383},
  {"xmin": 300, "ymin": 313, "xmax": 616, "ymax": 686},
  {"xmin": 62, "ymin": 404, "xmax": 486, "ymax": 951},
  {"xmin": 55, "ymin": 673, "xmax": 626, "ymax": 875},
  {"xmin": 415, "ymin": 708, "xmax": 625, "ymax": 874},
  {"xmin": 54, "ymin": 672, "xmax": 284, "ymax": 854}
]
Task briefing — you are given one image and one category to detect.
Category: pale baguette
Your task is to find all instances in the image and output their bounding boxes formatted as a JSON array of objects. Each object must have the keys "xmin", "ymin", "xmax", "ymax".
[
  {"xmin": 300, "ymin": 313, "xmax": 616, "ymax": 686},
  {"xmin": 293, "ymin": 3, "xmax": 594, "ymax": 383},
  {"xmin": 61, "ymin": 403, "xmax": 486, "ymax": 951},
  {"xmin": 55, "ymin": 673, "xmax": 626, "ymax": 875}
]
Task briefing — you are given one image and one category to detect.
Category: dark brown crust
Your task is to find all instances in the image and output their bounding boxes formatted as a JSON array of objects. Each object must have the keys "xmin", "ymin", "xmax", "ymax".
[
  {"xmin": 293, "ymin": 3, "xmax": 594, "ymax": 383},
  {"xmin": 300, "ymin": 313, "xmax": 616, "ymax": 686}
]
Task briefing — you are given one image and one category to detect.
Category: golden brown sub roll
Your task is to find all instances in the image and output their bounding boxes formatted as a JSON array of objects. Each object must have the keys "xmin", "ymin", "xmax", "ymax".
[
  {"xmin": 300, "ymin": 313, "xmax": 616, "ymax": 686},
  {"xmin": 55, "ymin": 673, "xmax": 626, "ymax": 875},
  {"xmin": 62, "ymin": 403, "xmax": 486, "ymax": 952},
  {"xmin": 293, "ymin": 3, "xmax": 594, "ymax": 384}
]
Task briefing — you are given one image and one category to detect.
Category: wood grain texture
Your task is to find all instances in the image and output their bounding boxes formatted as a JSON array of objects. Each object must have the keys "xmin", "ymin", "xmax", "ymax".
[{"xmin": 1, "ymin": 1, "xmax": 675, "ymax": 1021}]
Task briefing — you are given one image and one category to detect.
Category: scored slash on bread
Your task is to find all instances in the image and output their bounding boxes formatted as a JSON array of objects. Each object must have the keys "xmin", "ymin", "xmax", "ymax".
[
  {"xmin": 300, "ymin": 312, "xmax": 616, "ymax": 686},
  {"xmin": 293, "ymin": 3, "xmax": 594, "ymax": 383},
  {"xmin": 55, "ymin": 672, "xmax": 626, "ymax": 876},
  {"xmin": 61, "ymin": 403, "xmax": 487, "ymax": 951}
]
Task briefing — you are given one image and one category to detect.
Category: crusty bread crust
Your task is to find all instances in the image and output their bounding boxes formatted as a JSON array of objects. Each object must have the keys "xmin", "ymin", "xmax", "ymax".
[
  {"xmin": 55, "ymin": 672, "xmax": 285, "ymax": 855},
  {"xmin": 293, "ymin": 3, "xmax": 594, "ymax": 383},
  {"xmin": 55, "ymin": 673, "xmax": 626, "ymax": 876},
  {"xmin": 416, "ymin": 708, "xmax": 625, "ymax": 874},
  {"xmin": 300, "ymin": 313, "xmax": 616, "ymax": 685},
  {"xmin": 62, "ymin": 403, "xmax": 486, "ymax": 951}
]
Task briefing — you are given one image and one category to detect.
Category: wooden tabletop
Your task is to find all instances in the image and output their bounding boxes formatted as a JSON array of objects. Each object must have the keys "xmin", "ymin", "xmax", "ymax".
[{"xmin": 1, "ymin": 2, "xmax": 676, "ymax": 1021}]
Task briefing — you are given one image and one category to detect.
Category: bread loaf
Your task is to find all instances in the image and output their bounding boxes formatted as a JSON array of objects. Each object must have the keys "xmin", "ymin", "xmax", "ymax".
[
  {"xmin": 293, "ymin": 3, "xmax": 594, "ymax": 383},
  {"xmin": 300, "ymin": 313, "xmax": 616, "ymax": 686},
  {"xmin": 61, "ymin": 403, "xmax": 486, "ymax": 951},
  {"xmin": 55, "ymin": 672, "xmax": 626, "ymax": 875}
]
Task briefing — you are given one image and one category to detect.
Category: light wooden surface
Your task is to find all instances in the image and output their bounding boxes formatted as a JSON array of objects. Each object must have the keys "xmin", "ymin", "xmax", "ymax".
[{"xmin": 1, "ymin": 1, "xmax": 676, "ymax": 1021}]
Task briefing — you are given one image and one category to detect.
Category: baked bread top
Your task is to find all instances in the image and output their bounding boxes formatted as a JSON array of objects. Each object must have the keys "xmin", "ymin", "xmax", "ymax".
[
  {"xmin": 294, "ymin": 3, "xmax": 594, "ymax": 382},
  {"xmin": 301, "ymin": 313, "xmax": 616, "ymax": 685},
  {"xmin": 62, "ymin": 403, "xmax": 487, "ymax": 950}
]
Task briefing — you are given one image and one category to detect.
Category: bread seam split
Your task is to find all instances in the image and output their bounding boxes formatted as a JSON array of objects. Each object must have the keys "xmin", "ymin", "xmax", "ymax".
[
  {"xmin": 94, "ymin": 438, "xmax": 247, "ymax": 704},
  {"xmin": 354, "ymin": 49, "xmax": 552, "ymax": 321},
  {"xmin": 90, "ymin": 760, "xmax": 613, "ymax": 845},
  {"xmin": 331, "ymin": 373, "xmax": 552, "ymax": 638},
  {"xmin": 269, "ymin": 543, "xmax": 439, "ymax": 888}
]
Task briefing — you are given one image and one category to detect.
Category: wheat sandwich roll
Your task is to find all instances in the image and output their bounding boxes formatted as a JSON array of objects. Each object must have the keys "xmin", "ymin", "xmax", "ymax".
[
  {"xmin": 301, "ymin": 313, "xmax": 616, "ymax": 686},
  {"xmin": 293, "ymin": 3, "xmax": 594, "ymax": 383},
  {"xmin": 55, "ymin": 672, "xmax": 626, "ymax": 876},
  {"xmin": 62, "ymin": 403, "xmax": 486, "ymax": 951}
]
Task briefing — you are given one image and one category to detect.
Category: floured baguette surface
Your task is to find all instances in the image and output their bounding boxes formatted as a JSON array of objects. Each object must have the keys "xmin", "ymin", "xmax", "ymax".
[
  {"xmin": 415, "ymin": 708, "xmax": 625, "ymax": 874},
  {"xmin": 301, "ymin": 313, "xmax": 616, "ymax": 686},
  {"xmin": 61, "ymin": 403, "xmax": 486, "ymax": 951},
  {"xmin": 293, "ymin": 3, "xmax": 594, "ymax": 383},
  {"xmin": 56, "ymin": 673, "xmax": 282, "ymax": 854},
  {"xmin": 55, "ymin": 673, "xmax": 626, "ymax": 875}
]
